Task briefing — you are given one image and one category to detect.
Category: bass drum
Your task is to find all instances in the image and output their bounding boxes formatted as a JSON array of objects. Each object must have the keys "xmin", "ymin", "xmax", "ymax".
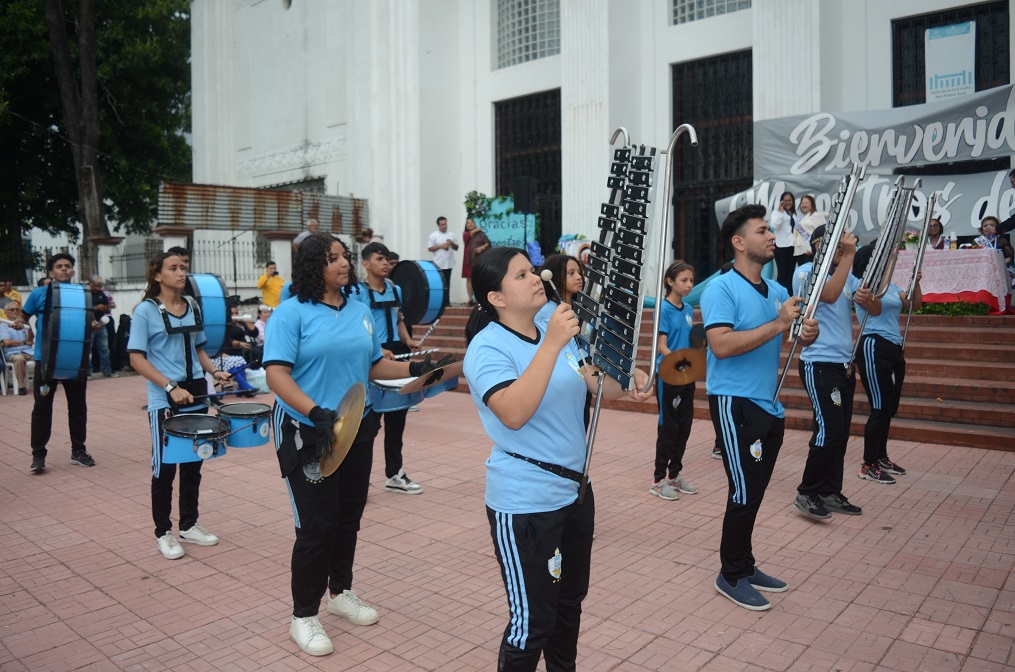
[
  {"xmin": 38, "ymin": 281, "xmax": 93, "ymax": 383},
  {"xmin": 389, "ymin": 260, "xmax": 445, "ymax": 326},
  {"xmin": 184, "ymin": 273, "xmax": 229, "ymax": 357}
]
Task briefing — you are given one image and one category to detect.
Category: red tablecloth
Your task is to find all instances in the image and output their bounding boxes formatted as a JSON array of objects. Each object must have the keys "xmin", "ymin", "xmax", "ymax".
[{"xmin": 891, "ymin": 248, "xmax": 1011, "ymax": 313}]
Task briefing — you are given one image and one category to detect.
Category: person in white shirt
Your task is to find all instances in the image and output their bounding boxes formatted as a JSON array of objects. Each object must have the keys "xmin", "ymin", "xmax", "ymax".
[
  {"xmin": 427, "ymin": 216, "xmax": 459, "ymax": 307},
  {"xmin": 769, "ymin": 191, "xmax": 797, "ymax": 295}
]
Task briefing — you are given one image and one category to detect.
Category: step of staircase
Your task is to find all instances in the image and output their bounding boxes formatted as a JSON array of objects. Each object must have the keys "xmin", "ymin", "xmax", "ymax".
[{"xmin": 424, "ymin": 307, "xmax": 1015, "ymax": 451}]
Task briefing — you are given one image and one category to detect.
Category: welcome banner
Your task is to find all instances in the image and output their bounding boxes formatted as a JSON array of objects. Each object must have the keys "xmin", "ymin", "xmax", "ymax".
[{"xmin": 753, "ymin": 84, "xmax": 1015, "ymax": 177}]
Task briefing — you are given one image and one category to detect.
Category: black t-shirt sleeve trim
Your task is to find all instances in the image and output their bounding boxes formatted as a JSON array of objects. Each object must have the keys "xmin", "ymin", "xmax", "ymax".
[
  {"xmin": 262, "ymin": 359, "xmax": 294, "ymax": 369},
  {"xmin": 127, "ymin": 348, "xmax": 147, "ymax": 356},
  {"xmin": 482, "ymin": 379, "xmax": 515, "ymax": 406},
  {"xmin": 371, "ymin": 355, "xmax": 383, "ymax": 366},
  {"xmin": 704, "ymin": 323, "xmax": 733, "ymax": 331}
]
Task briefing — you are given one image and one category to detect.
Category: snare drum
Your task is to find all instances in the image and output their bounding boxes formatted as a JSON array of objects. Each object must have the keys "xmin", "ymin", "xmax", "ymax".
[
  {"xmin": 390, "ymin": 260, "xmax": 445, "ymax": 326},
  {"xmin": 162, "ymin": 414, "xmax": 230, "ymax": 463},
  {"xmin": 370, "ymin": 378, "xmax": 424, "ymax": 413},
  {"xmin": 423, "ymin": 376, "xmax": 459, "ymax": 399},
  {"xmin": 184, "ymin": 274, "xmax": 229, "ymax": 357},
  {"xmin": 217, "ymin": 402, "xmax": 272, "ymax": 448},
  {"xmin": 38, "ymin": 281, "xmax": 93, "ymax": 382}
]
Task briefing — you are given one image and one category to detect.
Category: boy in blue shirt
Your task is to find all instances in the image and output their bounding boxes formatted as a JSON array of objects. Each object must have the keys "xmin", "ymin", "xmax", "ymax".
[
  {"xmin": 702, "ymin": 204, "xmax": 818, "ymax": 611},
  {"xmin": 347, "ymin": 242, "xmax": 423, "ymax": 494},
  {"xmin": 792, "ymin": 226, "xmax": 877, "ymax": 521}
]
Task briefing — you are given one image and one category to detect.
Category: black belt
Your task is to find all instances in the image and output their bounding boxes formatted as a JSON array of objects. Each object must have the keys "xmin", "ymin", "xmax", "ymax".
[{"xmin": 503, "ymin": 450, "xmax": 582, "ymax": 484}]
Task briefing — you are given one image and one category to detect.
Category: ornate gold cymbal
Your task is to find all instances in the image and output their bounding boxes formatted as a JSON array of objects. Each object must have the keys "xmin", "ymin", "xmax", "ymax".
[
  {"xmin": 659, "ymin": 348, "xmax": 706, "ymax": 386},
  {"xmin": 396, "ymin": 360, "xmax": 464, "ymax": 395},
  {"xmin": 321, "ymin": 382, "xmax": 366, "ymax": 478}
]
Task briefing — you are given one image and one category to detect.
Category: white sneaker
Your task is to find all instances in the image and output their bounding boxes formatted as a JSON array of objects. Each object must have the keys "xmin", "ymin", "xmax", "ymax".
[
  {"xmin": 179, "ymin": 523, "xmax": 219, "ymax": 546},
  {"xmin": 156, "ymin": 532, "xmax": 185, "ymax": 560},
  {"xmin": 327, "ymin": 589, "xmax": 379, "ymax": 626},
  {"xmin": 669, "ymin": 474, "xmax": 698, "ymax": 495},
  {"xmin": 289, "ymin": 615, "xmax": 333, "ymax": 656},
  {"xmin": 385, "ymin": 468, "xmax": 423, "ymax": 495},
  {"xmin": 649, "ymin": 480, "xmax": 679, "ymax": 501}
]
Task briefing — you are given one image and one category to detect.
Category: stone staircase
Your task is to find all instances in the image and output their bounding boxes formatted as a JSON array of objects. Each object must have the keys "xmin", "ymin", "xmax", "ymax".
[{"xmin": 424, "ymin": 307, "xmax": 1015, "ymax": 451}]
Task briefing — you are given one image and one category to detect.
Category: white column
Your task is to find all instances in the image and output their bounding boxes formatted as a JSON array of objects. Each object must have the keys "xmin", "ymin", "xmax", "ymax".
[
  {"xmin": 560, "ymin": 0, "xmax": 611, "ymax": 241},
  {"xmin": 94, "ymin": 241, "xmax": 120, "ymax": 285}
]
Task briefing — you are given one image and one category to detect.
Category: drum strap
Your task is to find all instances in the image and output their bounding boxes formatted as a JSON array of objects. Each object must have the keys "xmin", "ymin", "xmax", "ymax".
[
  {"xmin": 147, "ymin": 297, "xmax": 204, "ymax": 335},
  {"xmin": 367, "ymin": 280, "xmax": 401, "ymax": 343},
  {"xmin": 502, "ymin": 450, "xmax": 583, "ymax": 484}
]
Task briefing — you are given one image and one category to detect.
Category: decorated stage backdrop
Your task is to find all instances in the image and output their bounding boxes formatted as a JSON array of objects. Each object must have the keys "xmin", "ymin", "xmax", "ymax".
[{"xmin": 473, "ymin": 197, "xmax": 536, "ymax": 250}]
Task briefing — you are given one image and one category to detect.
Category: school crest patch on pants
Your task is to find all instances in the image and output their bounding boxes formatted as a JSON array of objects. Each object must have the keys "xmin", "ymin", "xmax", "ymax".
[
  {"xmin": 547, "ymin": 547, "xmax": 562, "ymax": 581},
  {"xmin": 750, "ymin": 439, "xmax": 763, "ymax": 461},
  {"xmin": 831, "ymin": 387, "xmax": 842, "ymax": 406}
]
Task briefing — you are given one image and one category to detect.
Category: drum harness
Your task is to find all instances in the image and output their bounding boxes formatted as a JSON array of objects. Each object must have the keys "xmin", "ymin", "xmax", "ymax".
[
  {"xmin": 147, "ymin": 297, "xmax": 218, "ymax": 416},
  {"xmin": 361, "ymin": 280, "xmax": 402, "ymax": 349}
]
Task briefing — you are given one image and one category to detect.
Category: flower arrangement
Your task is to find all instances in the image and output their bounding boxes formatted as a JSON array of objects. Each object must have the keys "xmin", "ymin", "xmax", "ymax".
[
  {"xmin": 900, "ymin": 230, "xmax": 920, "ymax": 247},
  {"xmin": 464, "ymin": 191, "xmax": 489, "ymax": 218}
]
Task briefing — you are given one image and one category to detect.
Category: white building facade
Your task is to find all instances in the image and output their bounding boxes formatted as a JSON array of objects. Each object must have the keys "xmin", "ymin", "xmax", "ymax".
[{"xmin": 191, "ymin": 0, "xmax": 1014, "ymax": 302}]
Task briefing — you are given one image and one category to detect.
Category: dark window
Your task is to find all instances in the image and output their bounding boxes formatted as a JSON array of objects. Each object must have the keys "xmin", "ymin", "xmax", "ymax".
[
  {"xmin": 671, "ymin": 50, "xmax": 753, "ymax": 277},
  {"xmin": 893, "ymin": 1, "xmax": 1009, "ymax": 108},
  {"xmin": 495, "ymin": 89, "xmax": 562, "ymax": 255}
]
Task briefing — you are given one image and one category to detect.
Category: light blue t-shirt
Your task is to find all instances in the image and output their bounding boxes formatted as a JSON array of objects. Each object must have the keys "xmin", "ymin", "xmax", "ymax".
[
  {"xmin": 347, "ymin": 281, "xmax": 403, "ymax": 345},
  {"xmin": 279, "ymin": 282, "xmax": 294, "ymax": 303},
  {"xmin": 856, "ymin": 282, "xmax": 904, "ymax": 345},
  {"xmin": 263, "ymin": 297, "xmax": 382, "ymax": 424},
  {"xmin": 21, "ymin": 286, "xmax": 49, "ymax": 361},
  {"xmin": 0, "ymin": 323, "xmax": 33, "ymax": 357},
  {"xmin": 794, "ymin": 263, "xmax": 860, "ymax": 363},
  {"xmin": 464, "ymin": 321, "xmax": 588, "ymax": 514},
  {"xmin": 701, "ymin": 270, "xmax": 788, "ymax": 417},
  {"xmin": 657, "ymin": 297, "xmax": 693, "ymax": 364},
  {"xmin": 534, "ymin": 299, "xmax": 555, "ymax": 331},
  {"xmin": 126, "ymin": 299, "xmax": 209, "ymax": 412}
]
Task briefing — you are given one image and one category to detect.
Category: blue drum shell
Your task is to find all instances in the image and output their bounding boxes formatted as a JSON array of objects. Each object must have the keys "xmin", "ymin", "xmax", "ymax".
[
  {"xmin": 162, "ymin": 414, "xmax": 230, "ymax": 463},
  {"xmin": 218, "ymin": 402, "xmax": 272, "ymax": 448}
]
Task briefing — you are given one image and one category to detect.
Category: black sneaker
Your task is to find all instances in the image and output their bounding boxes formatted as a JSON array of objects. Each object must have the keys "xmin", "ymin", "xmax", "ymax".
[
  {"xmin": 793, "ymin": 493, "xmax": 831, "ymax": 521},
  {"xmin": 30, "ymin": 457, "xmax": 46, "ymax": 473},
  {"xmin": 859, "ymin": 463, "xmax": 896, "ymax": 484},
  {"xmin": 821, "ymin": 493, "xmax": 862, "ymax": 515},
  {"xmin": 712, "ymin": 445, "xmax": 723, "ymax": 460},
  {"xmin": 70, "ymin": 451, "xmax": 96, "ymax": 467},
  {"xmin": 878, "ymin": 458, "xmax": 906, "ymax": 476}
]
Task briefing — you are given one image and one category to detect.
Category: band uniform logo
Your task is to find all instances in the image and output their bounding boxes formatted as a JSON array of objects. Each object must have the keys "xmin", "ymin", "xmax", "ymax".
[
  {"xmin": 749, "ymin": 439, "xmax": 762, "ymax": 461},
  {"xmin": 547, "ymin": 548, "xmax": 562, "ymax": 582},
  {"xmin": 363, "ymin": 317, "xmax": 373, "ymax": 335},
  {"xmin": 672, "ymin": 395, "xmax": 682, "ymax": 410},
  {"xmin": 565, "ymin": 351, "xmax": 585, "ymax": 379},
  {"xmin": 685, "ymin": 314, "xmax": 693, "ymax": 327},
  {"xmin": 831, "ymin": 387, "xmax": 842, "ymax": 406}
]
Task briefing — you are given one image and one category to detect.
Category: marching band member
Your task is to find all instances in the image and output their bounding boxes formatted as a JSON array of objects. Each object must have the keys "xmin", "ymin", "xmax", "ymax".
[
  {"xmin": 853, "ymin": 246, "xmax": 922, "ymax": 484},
  {"xmin": 792, "ymin": 226, "xmax": 877, "ymax": 521},
  {"xmin": 650, "ymin": 260, "xmax": 699, "ymax": 501},
  {"xmin": 702, "ymin": 204, "xmax": 818, "ymax": 611},
  {"xmin": 464, "ymin": 247, "xmax": 651, "ymax": 670},
  {"xmin": 263, "ymin": 233, "xmax": 440, "ymax": 657},
  {"xmin": 18, "ymin": 253, "xmax": 94, "ymax": 473},
  {"xmin": 128, "ymin": 252, "xmax": 233, "ymax": 559},
  {"xmin": 347, "ymin": 242, "xmax": 425, "ymax": 494}
]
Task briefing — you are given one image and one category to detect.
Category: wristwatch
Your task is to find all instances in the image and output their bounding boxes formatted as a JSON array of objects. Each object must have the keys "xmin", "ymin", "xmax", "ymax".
[{"xmin": 164, "ymin": 381, "xmax": 178, "ymax": 393}]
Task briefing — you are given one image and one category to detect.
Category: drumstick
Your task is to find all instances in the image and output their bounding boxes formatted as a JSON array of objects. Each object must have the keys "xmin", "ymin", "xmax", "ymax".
[
  {"xmin": 414, "ymin": 319, "xmax": 440, "ymax": 349},
  {"xmin": 540, "ymin": 270, "xmax": 586, "ymax": 357},
  {"xmin": 394, "ymin": 348, "xmax": 439, "ymax": 360},
  {"xmin": 140, "ymin": 390, "xmax": 242, "ymax": 410}
]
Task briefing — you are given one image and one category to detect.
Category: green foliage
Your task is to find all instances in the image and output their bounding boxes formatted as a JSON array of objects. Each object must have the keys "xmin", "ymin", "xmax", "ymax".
[
  {"xmin": 916, "ymin": 301, "xmax": 991, "ymax": 316},
  {"xmin": 464, "ymin": 191, "xmax": 489, "ymax": 219},
  {"xmin": 0, "ymin": 0, "xmax": 191, "ymax": 238}
]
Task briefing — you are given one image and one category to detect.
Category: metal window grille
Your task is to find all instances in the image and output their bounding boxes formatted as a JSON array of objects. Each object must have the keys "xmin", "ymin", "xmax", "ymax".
[
  {"xmin": 893, "ymin": 1, "xmax": 1009, "ymax": 108},
  {"xmin": 672, "ymin": 0, "xmax": 751, "ymax": 26},
  {"xmin": 495, "ymin": 89, "xmax": 562, "ymax": 255},
  {"xmin": 496, "ymin": 0, "xmax": 561, "ymax": 69},
  {"xmin": 672, "ymin": 49, "xmax": 753, "ymax": 277},
  {"xmin": 110, "ymin": 239, "xmax": 164, "ymax": 285}
]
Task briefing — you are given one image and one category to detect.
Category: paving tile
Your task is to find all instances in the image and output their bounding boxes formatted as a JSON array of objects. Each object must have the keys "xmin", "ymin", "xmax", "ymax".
[{"xmin": 0, "ymin": 379, "xmax": 1013, "ymax": 670}]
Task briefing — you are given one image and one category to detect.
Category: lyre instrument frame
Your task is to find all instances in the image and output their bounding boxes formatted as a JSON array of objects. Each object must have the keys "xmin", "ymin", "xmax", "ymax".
[
  {"xmin": 574, "ymin": 124, "xmax": 698, "ymax": 504},
  {"xmin": 846, "ymin": 177, "xmax": 920, "ymax": 372},
  {"xmin": 774, "ymin": 163, "xmax": 867, "ymax": 401},
  {"xmin": 901, "ymin": 192, "xmax": 936, "ymax": 351}
]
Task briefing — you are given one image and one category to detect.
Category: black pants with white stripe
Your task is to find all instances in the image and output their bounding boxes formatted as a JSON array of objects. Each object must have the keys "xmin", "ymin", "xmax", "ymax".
[
  {"xmin": 487, "ymin": 487, "xmax": 595, "ymax": 672},
  {"xmin": 857, "ymin": 334, "xmax": 905, "ymax": 465},
  {"xmin": 274, "ymin": 405, "xmax": 380, "ymax": 618},
  {"xmin": 380, "ymin": 340, "xmax": 410, "ymax": 479},
  {"xmin": 797, "ymin": 361, "xmax": 855, "ymax": 497},
  {"xmin": 654, "ymin": 381, "xmax": 695, "ymax": 482},
  {"xmin": 709, "ymin": 396, "xmax": 784, "ymax": 583},
  {"xmin": 149, "ymin": 408, "xmax": 204, "ymax": 539}
]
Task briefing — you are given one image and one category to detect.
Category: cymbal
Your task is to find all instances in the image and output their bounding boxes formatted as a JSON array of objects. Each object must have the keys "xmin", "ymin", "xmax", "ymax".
[
  {"xmin": 321, "ymin": 382, "xmax": 366, "ymax": 478},
  {"xmin": 397, "ymin": 360, "xmax": 465, "ymax": 395},
  {"xmin": 689, "ymin": 324, "xmax": 707, "ymax": 352},
  {"xmin": 659, "ymin": 348, "xmax": 706, "ymax": 386}
]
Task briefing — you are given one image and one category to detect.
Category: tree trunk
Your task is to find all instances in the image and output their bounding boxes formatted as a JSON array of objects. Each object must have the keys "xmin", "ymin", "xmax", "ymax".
[{"xmin": 43, "ymin": 0, "xmax": 109, "ymax": 279}]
